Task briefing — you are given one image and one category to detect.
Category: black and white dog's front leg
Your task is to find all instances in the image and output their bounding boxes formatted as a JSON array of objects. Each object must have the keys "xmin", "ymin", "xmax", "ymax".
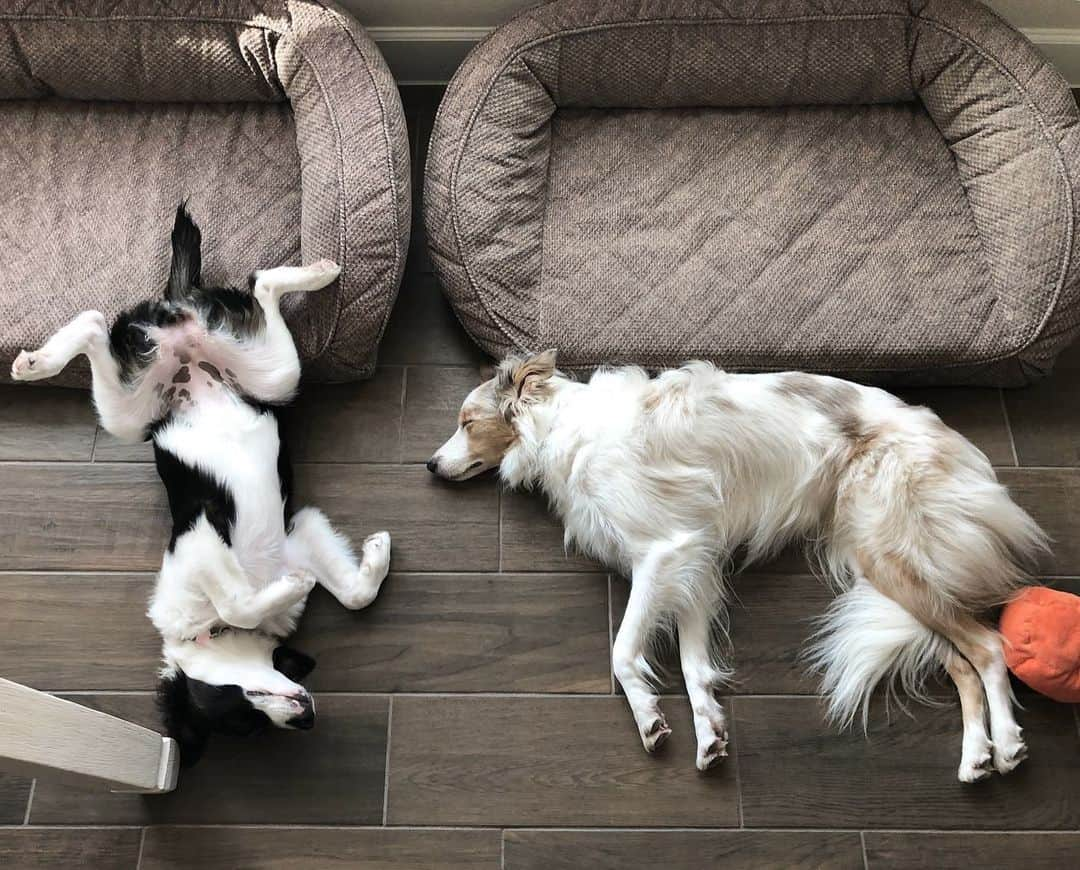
[
  {"xmin": 237, "ymin": 261, "xmax": 341, "ymax": 403},
  {"xmin": 193, "ymin": 544, "xmax": 318, "ymax": 630},
  {"xmin": 285, "ymin": 507, "xmax": 391, "ymax": 610},
  {"xmin": 11, "ymin": 310, "xmax": 159, "ymax": 443}
]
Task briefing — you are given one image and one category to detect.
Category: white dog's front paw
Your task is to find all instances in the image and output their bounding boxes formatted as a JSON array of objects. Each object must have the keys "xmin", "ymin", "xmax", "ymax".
[
  {"xmin": 694, "ymin": 717, "xmax": 729, "ymax": 772},
  {"xmin": 638, "ymin": 711, "xmax": 672, "ymax": 754}
]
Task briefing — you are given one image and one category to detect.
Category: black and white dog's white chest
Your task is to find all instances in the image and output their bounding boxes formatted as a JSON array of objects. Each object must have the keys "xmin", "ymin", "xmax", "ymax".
[{"xmin": 153, "ymin": 398, "xmax": 293, "ymax": 584}]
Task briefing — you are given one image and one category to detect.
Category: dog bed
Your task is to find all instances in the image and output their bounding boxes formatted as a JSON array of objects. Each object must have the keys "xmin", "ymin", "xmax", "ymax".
[
  {"xmin": 425, "ymin": 0, "xmax": 1080, "ymax": 385},
  {"xmin": 0, "ymin": 0, "xmax": 409, "ymax": 385}
]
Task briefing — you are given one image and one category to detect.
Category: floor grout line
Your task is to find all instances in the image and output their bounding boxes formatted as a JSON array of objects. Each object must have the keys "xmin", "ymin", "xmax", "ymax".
[
  {"xmin": 860, "ymin": 830, "xmax": 869, "ymax": 870},
  {"xmin": 398, "ymin": 367, "xmax": 408, "ymax": 465},
  {"xmin": 382, "ymin": 696, "xmax": 393, "ymax": 827},
  {"xmin": 607, "ymin": 574, "xmax": 616, "ymax": 694},
  {"xmin": 729, "ymin": 698, "xmax": 745, "ymax": 829},
  {"xmin": 44, "ymin": 690, "xmax": 805, "ymax": 699},
  {"xmin": 6, "ymin": 833, "xmax": 1071, "ymax": 837},
  {"xmin": 3, "ymin": 458, "xmax": 1075, "ymax": 472},
  {"xmin": 4, "ymin": 569, "xmax": 1080, "ymax": 580},
  {"xmin": 89, "ymin": 425, "xmax": 100, "ymax": 463},
  {"xmin": 21, "ymin": 779, "xmax": 35, "ymax": 825},
  {"xmin": 1000, "ymin": 389, "xmax": 1020, "ymax": 467},
  {"xmin": 0, "ymin": 569, "xmax": 611, "ymax": 578},
  {"xmin": 135, "ymin": 826, "xmax": 146, "ymax": 870}
]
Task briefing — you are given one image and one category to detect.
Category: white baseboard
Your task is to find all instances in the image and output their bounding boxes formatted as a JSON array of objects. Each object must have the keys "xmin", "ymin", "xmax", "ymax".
[
  {"xmin": 369, "ymin": 26, "xmax": 491, "ymax": 85},
  {"xmin": 1026, "ymin": 28, "xmax": 1080, "ymax": 86},
  {"xmin": 369, "ymin": 25, "xmax": 1080, "ymax": 87}
]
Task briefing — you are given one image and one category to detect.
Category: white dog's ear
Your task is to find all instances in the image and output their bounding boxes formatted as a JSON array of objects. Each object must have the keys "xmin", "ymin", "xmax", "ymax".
[
  {"xmin": 496, "ymin": 349, "xmax": 558, "ymax": 418},
  {"xmin": 510, "ymin": 348, "xmax": 558, "ymax": 399}
]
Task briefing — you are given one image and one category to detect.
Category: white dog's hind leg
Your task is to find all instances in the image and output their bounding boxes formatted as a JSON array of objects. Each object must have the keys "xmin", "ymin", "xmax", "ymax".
[
  {"xmin": 678, "ymin": 604, "xmax": 730, "ymax": 771},
  {"xmin": 238, "ymin": 261, "xmax": 340, "ymax": 402},
  {"xmin": 944, "ymin": 618, "xmax": 1027, "ymax": 775},
  {"xmin": 940, "ymin": 646, "xmax": 994, "ymax": 783},
  {"xmin": 286, "ymin": 506, "xmax": 390, "ymax": 610},
  {"xmin": 11, "ymin": 310, "xmax": 158, "ymax": 442}
]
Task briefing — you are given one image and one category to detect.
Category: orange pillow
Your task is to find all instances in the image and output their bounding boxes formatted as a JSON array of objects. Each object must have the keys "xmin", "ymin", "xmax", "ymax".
[{"xmin": 1000, "ymin": 586, "xmax": 1080, "ymax": 703}]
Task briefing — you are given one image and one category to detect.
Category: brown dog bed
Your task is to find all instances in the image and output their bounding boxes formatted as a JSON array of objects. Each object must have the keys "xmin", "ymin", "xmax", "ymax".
[
  {"xmin": 1, "ymin": 0, "xmax": 409, "ymax": 385},
  {"xmin": 425, "ymin": 0, "xmax": 1080, "ymax": 385}
]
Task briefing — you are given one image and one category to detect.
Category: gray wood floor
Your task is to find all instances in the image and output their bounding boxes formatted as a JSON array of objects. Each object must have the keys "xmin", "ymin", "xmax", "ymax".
[{"xmin": 1, "ymin": 86, "xmax": 1079, "ymax": 868}]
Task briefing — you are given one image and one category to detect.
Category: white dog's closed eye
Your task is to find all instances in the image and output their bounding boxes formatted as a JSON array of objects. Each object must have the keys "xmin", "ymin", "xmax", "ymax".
[{"xmin": 433, "ymin": 351, "xmax": 1046, "ymax": 782}]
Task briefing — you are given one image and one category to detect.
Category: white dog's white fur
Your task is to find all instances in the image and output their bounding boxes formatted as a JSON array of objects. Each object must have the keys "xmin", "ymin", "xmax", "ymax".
[
  {"xmin": 12, "ymin": 213, "xmax": 391, "ymax": 757},
  {"xmin": 430, "ymin": 351, "xmax": 1047, "ymax": 781}
]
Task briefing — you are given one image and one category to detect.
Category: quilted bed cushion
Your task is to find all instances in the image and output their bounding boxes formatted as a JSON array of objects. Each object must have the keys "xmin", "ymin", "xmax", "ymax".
[
  {"xmin": 426, "ymin": 0, "xmax": 1080, "ymax": 385},
  {"xmin": 0, "ymin": 0, "xmax": 410, "ymax": 386}
]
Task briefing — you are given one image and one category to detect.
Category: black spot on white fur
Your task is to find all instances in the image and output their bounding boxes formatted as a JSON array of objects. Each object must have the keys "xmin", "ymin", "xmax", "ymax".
[
  {"xmin": 273, "ymin": 645, "xmax": 316, "ymax": 682},
  {"xmin": 153, "ymin": 440, "xmax": 237, "ymax": 551}
]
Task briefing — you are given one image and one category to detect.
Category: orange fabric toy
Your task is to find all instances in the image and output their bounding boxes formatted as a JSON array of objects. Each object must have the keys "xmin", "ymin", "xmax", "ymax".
[{"xmin": 999, "ymin": 586, "xmax": 1080, "ymax": 703}]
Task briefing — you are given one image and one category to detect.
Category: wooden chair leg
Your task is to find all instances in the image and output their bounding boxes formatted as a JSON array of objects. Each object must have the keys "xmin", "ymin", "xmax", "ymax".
[{"xmin": 0, "ymin": 677, "xmax": 178, "ymax": 794}]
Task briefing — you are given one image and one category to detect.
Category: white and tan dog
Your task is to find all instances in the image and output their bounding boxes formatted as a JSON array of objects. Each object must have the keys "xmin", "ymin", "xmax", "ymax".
[{"xmin": 428, "ymin": 350, "xmax": 1046, "ymax": 782}]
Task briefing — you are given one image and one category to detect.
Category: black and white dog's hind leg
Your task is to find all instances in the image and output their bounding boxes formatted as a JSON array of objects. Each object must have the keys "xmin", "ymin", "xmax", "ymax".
[
  {"xmin": 10, "ymin": 310, "xmax": 161, "ymax": 443},
  {"xmin": 229, "ymin": 260, "xmax": 342, "ymax": 404},
  {"xmin": 286, "ymin": 508, "xmax": 391, "ymax": 610}
]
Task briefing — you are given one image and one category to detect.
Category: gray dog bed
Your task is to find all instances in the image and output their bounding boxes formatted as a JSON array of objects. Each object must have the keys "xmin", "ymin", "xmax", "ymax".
[
  {"xmin": 425, "ymin": 0, "xmax": 1080, "ymax": 385},
  {"xmin": 0, "ymin": 0, "xmax": 410, "ymax": 385}
]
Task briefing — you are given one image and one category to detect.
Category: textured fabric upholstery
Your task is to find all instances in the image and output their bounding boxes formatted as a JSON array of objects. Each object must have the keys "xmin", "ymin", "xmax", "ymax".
[
  {"xmin": 0, "ymin": 0, "xmax": 410, "ymax": 385},
  {"xmin": 426, "ymin": 0, "xmax": 1080, "ymax": 385}
]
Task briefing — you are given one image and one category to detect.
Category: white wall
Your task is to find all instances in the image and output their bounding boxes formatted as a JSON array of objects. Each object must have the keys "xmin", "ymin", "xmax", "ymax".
[{"xmin": 340, "ymin": 0, "xmax": 1080, "ymax": 84}]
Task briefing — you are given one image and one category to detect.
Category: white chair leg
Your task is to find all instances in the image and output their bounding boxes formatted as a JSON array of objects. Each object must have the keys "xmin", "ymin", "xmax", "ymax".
[{"xmin": 0, "ymin": 677, "xmax": 178, "ymax": 794}]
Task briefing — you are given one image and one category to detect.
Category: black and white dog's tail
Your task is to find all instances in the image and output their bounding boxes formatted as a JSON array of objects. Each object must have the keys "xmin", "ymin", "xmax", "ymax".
[{"xmin": 167, "ymin": 204, "xmax": 202, "ymax": 300}]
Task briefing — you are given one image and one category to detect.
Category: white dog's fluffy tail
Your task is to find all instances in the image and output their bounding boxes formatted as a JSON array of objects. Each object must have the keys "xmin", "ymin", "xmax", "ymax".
[{"xmin": 806, "ymin": 579, "xmax": 948, "ymax": 731}]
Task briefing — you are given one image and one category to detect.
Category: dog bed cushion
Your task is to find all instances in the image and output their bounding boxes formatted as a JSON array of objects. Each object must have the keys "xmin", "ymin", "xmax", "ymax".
[
  {"xmin": 0, "ymin": 0, "xmax": 410, "ymax": 385},
  {"xmin": 425, "ymin": 0, "xmax": 1080, "ymax": 385}
]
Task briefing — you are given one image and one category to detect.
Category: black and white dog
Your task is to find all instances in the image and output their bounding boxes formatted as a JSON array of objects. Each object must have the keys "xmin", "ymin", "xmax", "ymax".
[{"xmin": 11, "ymin": 207, "xmax": 391, "ymax": 765}]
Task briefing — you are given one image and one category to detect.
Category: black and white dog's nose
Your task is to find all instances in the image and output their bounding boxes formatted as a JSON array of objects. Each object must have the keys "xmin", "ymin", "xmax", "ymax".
[
  {"xmin": 288, "ymin": 696, "xmax": 316, "ymax": 730},
  {"xmin": 425, "ymin": 457, "xmax": 439, "ymax": 474}
]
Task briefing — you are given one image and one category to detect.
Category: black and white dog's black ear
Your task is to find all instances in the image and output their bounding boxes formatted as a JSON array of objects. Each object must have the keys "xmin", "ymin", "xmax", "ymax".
[
  {"xmin": 156, "ymin": 671, "xmax": 211, "ymax": 768},
  {"xmin": 272, "ymin": 646, "xmax": 316, "ymax": 682}
]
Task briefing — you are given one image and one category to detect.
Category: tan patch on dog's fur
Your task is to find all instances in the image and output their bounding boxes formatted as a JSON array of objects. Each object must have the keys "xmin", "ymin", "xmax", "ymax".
[
  {"xmin": 459, "ymin": 383, "xmax": 519, "ymax": 467},
  {"xmin": 464, "ymin": 413, "xmax": 518, "ymax": 466},
  {"xmin": 776, "ymin": 373, "xmax": 860, "ymax": 421}
]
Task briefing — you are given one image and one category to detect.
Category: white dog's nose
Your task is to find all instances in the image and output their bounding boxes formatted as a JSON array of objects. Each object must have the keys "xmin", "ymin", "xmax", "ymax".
[{"xmin": 426, "ymin": 457, "xmax": 439, "ymax": 474}]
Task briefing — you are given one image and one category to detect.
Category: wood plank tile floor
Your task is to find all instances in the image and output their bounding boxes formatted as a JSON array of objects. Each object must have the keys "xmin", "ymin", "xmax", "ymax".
[{"xmin": 1, "ymin": 86, "xmax": 1079, "ymax": 868}]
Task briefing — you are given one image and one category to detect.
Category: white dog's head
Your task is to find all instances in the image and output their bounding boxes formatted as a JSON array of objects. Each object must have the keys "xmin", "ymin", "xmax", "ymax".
[
  {"xmin": 427, "ymin": 349, "xmax": 558, "ymax": 481},
  {"xmin": 158, "ymin": 630, "xmax": 316, "ymax": 766}
]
